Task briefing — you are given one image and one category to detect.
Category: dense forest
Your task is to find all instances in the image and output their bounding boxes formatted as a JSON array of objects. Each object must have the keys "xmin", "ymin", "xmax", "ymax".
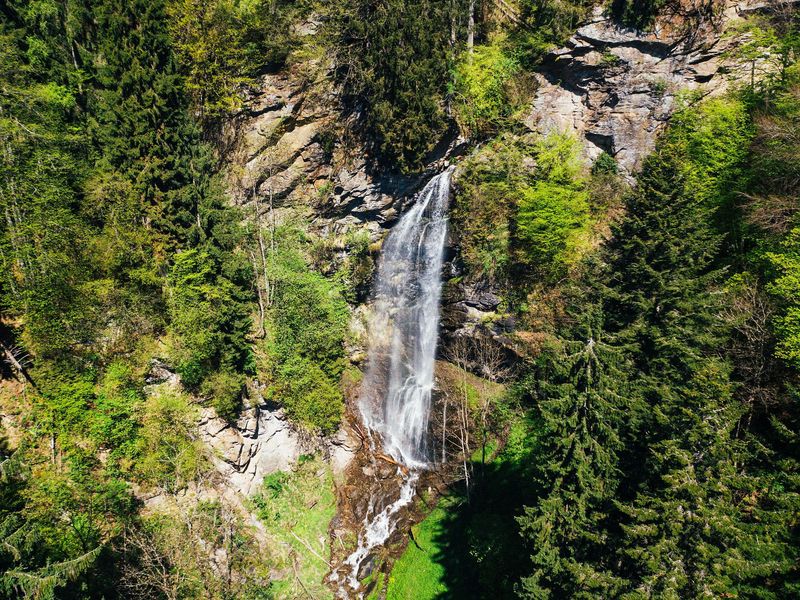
[{"xmin": 0, "ymin": 0, "xmax": 799, "ymax": 599}]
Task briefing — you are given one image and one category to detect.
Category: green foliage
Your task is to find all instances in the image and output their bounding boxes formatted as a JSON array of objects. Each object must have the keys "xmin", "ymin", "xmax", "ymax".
[
  {"xmin": 168, "ymin": 0, "xmax": 308, "ymax": 117},
  {"xmin": 661, "ymin": 97, "xmax": 752, "ymax": 207},
  {"xmin": 767, "ymin": 227, "xmax": 800, "ymax": 368},
  {"xmin": 591, "ymin": 152, "xmax": 618, "ymax": 176},
  {"xmin": 516, "ymin": 133, "xmax": 590, "ymax": 279},
  {"xmin": 201, "ymin": 370, "xmax": 245, "ymax": 422},
  {"xmin": 330, "ymin": 0, "xmax": 469, "ymax": 171},
  {"xmin": 453, "ymin": 140, "xmax": 519, "ymax": 281},
  {"xmin": 261, "ymin": 229, "xmax": 349, "ymax": 432},
  {"xmin": 453, "ymin": 137, "xmax": 528, "ymax": 285},
  {"xmin": 454, "ymin": 132, "xmax": 593, "ymax": 285},
  {"xmin": 514, "ymin": 0, "xmax": 591, "ymax": 65},
  {"xmin": 167, "ymin": 248, "xmax": 252, "ymax": 389},
  {"xmin": 517, "ymin": 183, "xmax": 589, "ymax": 277},
  {"xmin": 453, "ymin": 41, "xmax": 522, "ymax": 137},
  {"xmin": 251, "ymin": 456, "xmax": 336, "ymax": 599},
  {"xmin": 136, "ymin": 388, "xmax": 208, "ymax": 491},
  {"xmin": 339, "ymin": 230, "xmax": 375, "ymax": 303}
]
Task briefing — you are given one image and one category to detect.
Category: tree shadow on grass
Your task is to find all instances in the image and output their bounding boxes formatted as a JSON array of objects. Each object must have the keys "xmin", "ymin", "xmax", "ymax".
[{"xmin": 428, "ymin": 417, "xmax": 544, "ymax": 599}]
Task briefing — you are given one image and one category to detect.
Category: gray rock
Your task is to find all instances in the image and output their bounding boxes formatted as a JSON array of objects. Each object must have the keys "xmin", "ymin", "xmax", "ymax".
[{"xmin": 525, "ymin": 3, "xmax": 768, "ymax": 175}]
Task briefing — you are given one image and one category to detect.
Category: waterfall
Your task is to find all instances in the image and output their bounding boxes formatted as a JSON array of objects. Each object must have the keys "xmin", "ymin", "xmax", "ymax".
[
  {"xmin": 333, "ymin": 168, "xmax": 452, "ymax": 596},
  {"xmin": 359, "ymin": 167, "xmax": 453, "ymax": 467}
]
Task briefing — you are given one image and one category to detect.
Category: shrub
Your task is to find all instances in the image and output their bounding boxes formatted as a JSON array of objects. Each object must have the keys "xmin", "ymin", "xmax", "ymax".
[
  {"xmin": 261, "ymin": 229, "xmax": 349, "ymax": 432},
  {"xmin": 274, "ymin": 357, "xmax": 344, "ymax": 434},
  {"xmin": 454, "ymin": 41, "xmax": 521, "ymax": 137},
  {"xmin": 136, "ymin": 389, "xmax": 207, "ymax": 491},
  {"xmin": 166, "ymin": 249, "xmax": 251, "ymax": 390},
  {"xmin": 201, "ymin": 370, "xmax": 245, "ymax": 422},
  {"xmin": 664, "ymin": 97, "xmax": 752, "ymax": 206},
  {"xmin": 516, "ymin": 181, "xmax": 590, "ymax": 276},
  {"xmin": 592, "ymin": 152, "xmax": 618, "ymax": 176},
  {"xmin": 453, "ymin": 137, "xmax": 529, "ymax": 284},
  {"xmin": 516, "ymin": 132, "xmax": 590, "ymax": 278}
]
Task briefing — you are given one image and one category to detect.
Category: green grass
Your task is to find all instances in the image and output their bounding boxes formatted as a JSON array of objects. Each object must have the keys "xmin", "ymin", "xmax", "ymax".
[
  {"xmin": 252, "ymin": 455, "xmax": 336, "ymax": 599},
  {"xmin": 385, "ymin": 497, "xmax": 457, "ymax": 599},
  {"xmin": 385, "ymin": 411, "xmax": 543, "ymax": 599}
]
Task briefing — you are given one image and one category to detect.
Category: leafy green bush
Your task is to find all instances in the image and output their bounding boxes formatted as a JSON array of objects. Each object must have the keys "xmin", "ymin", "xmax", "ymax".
[
  {"xmin": 455, "ymin": 133, "xmax": 592, "ymax": 284},
  {"xmin": 273, "ymin": 357, "xmax": 344, "ymax": 434},
  {"xmin": 453, "ymin": 137, "xmax": 529, "ymax": 284},
  {"xmin": 90, "ymin": 362, "xmax": 142, "ymax": 470},
  {"xmin": 167, "ymin": 249, "xmax": 251, "ymax": 390},
  {"xmin": 516, "ymin": 132, "xmax": 590, "ymax": 278},
  {"xmin": 261, "ymin": 229, "xmax": 349, "ymax": 432},
  {"xmin": 592, "ymin": 152, "xmax": 618, "ymax": 176},
  {"xmin": 136, "ymin": 388, "xmax": 207, "ymax": 491},
  {"xmin": 339, "ymin": 230, "xmax": 374, "ymax": 303},
  {"xmin": 766, "ymin": 228, "xmax": 800, "ymax": 368},
  {"xmin": 201, "ymin": 369, "xmax": 245, "ymax": 422},
  {"xmin": 517, "ymin": 182, "xmax": 590, "ymax": 275},
  {"xmin": 453, "ymin": 41, "xmax": 521, "ymax": 137},
  {"xmin": 663, "ymin": 97, "xmax": 752, "ymax": 206}
]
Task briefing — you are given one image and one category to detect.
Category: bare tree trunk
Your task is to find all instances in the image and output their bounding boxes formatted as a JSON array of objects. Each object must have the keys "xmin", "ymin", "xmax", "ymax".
[
  {"xmin": 268, "ymin": 181, "xmax": 277, "ymax": 306},
  {"xmin": 441, "ymin": 396, "xmax": 448, "ymax": 464},
  {"xmin": 451, "ymin": 0, "xmax": 457, "ymax": 46},
  {"xmin": 467, "ymin": 0, "xmax": 475, "ymax": 53}
]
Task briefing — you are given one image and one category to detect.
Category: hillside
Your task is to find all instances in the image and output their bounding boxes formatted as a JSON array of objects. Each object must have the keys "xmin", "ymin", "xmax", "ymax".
[{"xmin": 1, "ymin": 1, "xmax": 799, "ymax": 598}]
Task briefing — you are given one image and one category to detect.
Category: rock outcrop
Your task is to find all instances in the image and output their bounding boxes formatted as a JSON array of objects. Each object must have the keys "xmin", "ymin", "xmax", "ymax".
[
  {"xmin": 526, "ymin": 2, "xmax": 762, "ymax": 174},
  {"xmin": 198, "ymin": 402, "xmax": 359, "ymax": 497},
  {"xmin": 225, "ymin": 68, "xmax": 447, "ymax": 241}
]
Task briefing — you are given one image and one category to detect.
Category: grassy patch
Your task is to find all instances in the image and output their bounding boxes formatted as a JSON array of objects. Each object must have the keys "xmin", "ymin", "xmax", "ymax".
[
  {"xmin": 385, "ymin": 498, "xmax": 455, "ymax": 599},
  {"xmin": 251, "ymin": 455, "xmax": 336, "ymax": 599},
  {"xmin": 385, "ymin": 411, "xmax": 543, "ymax": 599}
]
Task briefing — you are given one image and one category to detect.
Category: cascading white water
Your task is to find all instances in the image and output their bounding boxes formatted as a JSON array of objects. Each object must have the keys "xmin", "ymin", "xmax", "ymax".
[
  {"xmin": 339, "ymin": 472, "xmax": 419, "ymax": 591},
  {"xmin": 359, "ymin": 168, "xmax": 453, "ymax": 467}
]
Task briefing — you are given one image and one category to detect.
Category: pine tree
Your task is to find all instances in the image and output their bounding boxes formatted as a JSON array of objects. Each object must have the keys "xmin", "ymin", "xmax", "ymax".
[
  {"xmin": 599, "ymin": 142, "xmax": 775, "ymax": 598},
  {"xmin": 601, "ymin": 149, "xmax": 728, "ymax": 487},
  {"xmin": 518, "ymin": 315, "xmax": 630, "ymax": 599},
  {"xmin": 616, "ymin": 360, "xmax": 748, "ymax": 599}
]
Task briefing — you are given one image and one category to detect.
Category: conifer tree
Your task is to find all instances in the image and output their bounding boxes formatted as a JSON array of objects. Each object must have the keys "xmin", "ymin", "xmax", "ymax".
[{"xmin": 518, "ymin": 315, "xmax": 630, "ymax": 598}]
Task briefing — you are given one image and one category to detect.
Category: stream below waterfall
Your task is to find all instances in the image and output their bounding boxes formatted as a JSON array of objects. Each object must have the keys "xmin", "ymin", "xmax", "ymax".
[{"xmin": 335, "ymin": 168, "xmax": 453, "ymax": 596}]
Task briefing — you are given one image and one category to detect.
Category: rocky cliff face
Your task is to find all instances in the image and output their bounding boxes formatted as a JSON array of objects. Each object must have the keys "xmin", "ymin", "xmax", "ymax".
[
  {"xmin": 527, "ymin": 1, "xmax": 766, "ymax": 174},
  {"xmin": 223, "ymin": 66, "xmax": 441, "ymax": 242}
]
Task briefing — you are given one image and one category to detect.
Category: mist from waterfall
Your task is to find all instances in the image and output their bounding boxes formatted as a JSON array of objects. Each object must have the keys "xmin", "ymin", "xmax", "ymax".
[{"xmin": 359, "ymin": 167, "xmax": 453, "ymax": 467}]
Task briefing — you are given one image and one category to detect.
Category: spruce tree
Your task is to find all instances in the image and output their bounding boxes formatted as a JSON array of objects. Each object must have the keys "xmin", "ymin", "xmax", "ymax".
[
  {"xmin": 601, "ymin": 144, "xmax": 765, "ymax": 598},
  {"xmin": 518, "ymin": 315, "xmax": 630, "ymax": 599}
]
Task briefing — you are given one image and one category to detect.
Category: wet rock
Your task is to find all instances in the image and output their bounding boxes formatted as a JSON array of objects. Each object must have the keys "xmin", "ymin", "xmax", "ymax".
[{"xmin": 356, "ymin": 554, "xmax": 377, "ymax": 582}]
